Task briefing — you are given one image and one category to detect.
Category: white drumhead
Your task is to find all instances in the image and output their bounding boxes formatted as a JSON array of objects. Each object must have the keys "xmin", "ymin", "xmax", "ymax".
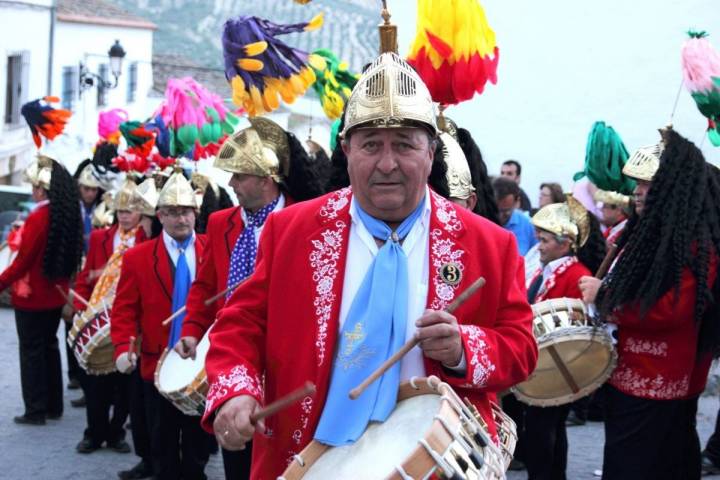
[
  {"xmin": 303, "ymin": 393, "xmax": 441, "ymax": 480},
  {"xmin": 0, "ymin": 244, "xmax": 15, "ymax": 270},
  {"xmin": 157, "ymin": 331, "xmax": 211, "ymax": 392}
]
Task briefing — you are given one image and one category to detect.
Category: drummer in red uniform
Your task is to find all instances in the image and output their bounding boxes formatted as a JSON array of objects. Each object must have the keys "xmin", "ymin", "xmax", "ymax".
[
  {"xmin": 201, "ymin": 44, "xmax": 538, "ymax": 478},
  {"xmin": 72, "ymin": 178, "xmax": 152, "ymax": 455},
  {"xmin": 582, "ymin": 130, "xmax": 720, "ymax": 479},
  {"xmin": 512, "ymin": 196, "xmax": 605, "ymax": 480},
  {"xmin": 593, "ymin": 189, "xmax": 630, "ymax": 247},
  {"xmin": 0, "ymin": 155, "xmax": 84, "ymax": 425},
  {"xmin": 111, "ymin": 170, "xmax": 210, "ymax": 480}
]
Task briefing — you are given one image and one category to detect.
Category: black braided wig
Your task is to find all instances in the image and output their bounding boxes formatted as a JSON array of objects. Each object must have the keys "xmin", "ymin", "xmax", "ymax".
[
  {"xmin": 195, "ymin": 185, "xmax": 234, "ymax": 234},
  {"xmin": 597, "ymin": 130, "xmax": 720, "ymax": 353},
  {"xmin": 456, "ymin": 128, "xmax": 500, "ymax": 224},
  {"xmin": 577, "ymin": 213, "xmax": 607, "ymax": 274},
  {"xmin": 45, "ymin": 160, "xmax": 84, "ymax": 279},
  {"xmin": 282, "ymin": 131, "xmax": 330, "ymax": 201}
]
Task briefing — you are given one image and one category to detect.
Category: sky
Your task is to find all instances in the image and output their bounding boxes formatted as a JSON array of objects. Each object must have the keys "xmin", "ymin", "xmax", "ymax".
[{"xmin": 383, "ymin": 0, "xmax": 720, "ymax": 206}]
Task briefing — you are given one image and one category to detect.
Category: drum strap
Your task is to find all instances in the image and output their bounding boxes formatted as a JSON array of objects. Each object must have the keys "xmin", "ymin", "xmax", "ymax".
[{"xmin": 527, "ymin": 273, "xmax": 544, "ymax": 303}]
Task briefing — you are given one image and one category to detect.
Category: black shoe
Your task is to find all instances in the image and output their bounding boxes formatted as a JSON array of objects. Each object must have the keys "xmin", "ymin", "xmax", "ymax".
[
  {"xmin": 566, "ymin": 410, "xmax": 587, "ymax": 427},
  {"xmin": 46, "ymin": 412, "xmax": 62, "ymax": 420},
  {"xmin": 702, "ymin": 453, "xmax": 720, "ymax": 476},
  {"xmin": 107, "ymin": 439, "xmax": 132, "ymax": 453},
  {"xmin": 508, "ymin": 458, "xmax": 526, "ymax": 471},
  {"xmin": 13, "ymin": 415, "xmax": 45, "ymax": 426},
  {"xmin": 76, "ymin": 438, "xmax": 102, "ymax": 454},
  {"xmin": 118, "ymin": 460, "xmax": 154, "ymax": 479},
  {"xmin": 70, "ymin": 396, "xmax": 86, "ymax": 408},
  {"xmin": 67, "ymin": 378, "xmax": 80, "ymax": 390}
]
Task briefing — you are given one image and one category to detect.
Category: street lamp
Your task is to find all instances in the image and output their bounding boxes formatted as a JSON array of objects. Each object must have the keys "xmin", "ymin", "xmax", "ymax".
[{"xmin": 79, "ymin": 39, "xmax": 127, "ymax": 93}]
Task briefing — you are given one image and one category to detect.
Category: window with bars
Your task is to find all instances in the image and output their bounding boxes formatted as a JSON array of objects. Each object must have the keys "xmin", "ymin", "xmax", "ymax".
[
  {"xmin": 127, "ymin": 62, "xmax": 138, "ymax": 103},
  {"xmin": 97, "ymin": 63, "xmax": 109, "ymax": 107},
  {"xmin": 62, "ymin": 66, "xmax": 77, "ymax": 111}
]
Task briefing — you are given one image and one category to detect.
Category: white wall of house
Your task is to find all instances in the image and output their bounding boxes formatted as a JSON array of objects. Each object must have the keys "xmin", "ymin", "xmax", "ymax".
[
  {"xmin": 50, "ymin": 20, "xmax": 155, "ymax": 173},
  {"xmin": 0, "ymin": 0, "xmax": 53, "ymax": 184}
]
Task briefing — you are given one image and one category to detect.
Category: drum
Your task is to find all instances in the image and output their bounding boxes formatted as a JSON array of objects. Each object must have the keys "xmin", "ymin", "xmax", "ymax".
[
  {"xmin": 512, "ymin": 297, "xmax": 617, "ymax": 407},
  {"xmin": 281, "ymin": 376, "xmax": 513, "ymax": 480},
  {"xmin": 154, "ymin": 328, "xmax": 212, "ymax": 416},
  {"xmin": 67, "ymin": 309, "xmax": 115, "ymax": 375}
]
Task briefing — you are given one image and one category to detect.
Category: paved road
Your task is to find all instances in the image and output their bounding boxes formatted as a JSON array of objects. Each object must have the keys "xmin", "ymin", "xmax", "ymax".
[{"xmin": 0, "ymin": 305, "xmax": 718, "ymax": 479}]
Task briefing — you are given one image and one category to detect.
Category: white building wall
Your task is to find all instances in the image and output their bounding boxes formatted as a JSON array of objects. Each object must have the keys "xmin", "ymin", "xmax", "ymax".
[
  {"xmin": 0, "ymin": 0, "xmax": 53, "ymax": 183},
  {"xmin": 395, "ymin": 0, "xmax": 720, "ymax": 207},
  {"xmin": 50, "ymin": 20, "xmax": 155, "ymax": 173}
]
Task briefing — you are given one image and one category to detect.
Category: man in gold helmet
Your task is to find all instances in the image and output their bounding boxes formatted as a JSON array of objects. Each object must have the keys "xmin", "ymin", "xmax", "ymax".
[
  {"xmin": 111, "ymin": 170, "xmax": 211, "ymax": 480},
  {"xmin": 509, "ymin": 197, "xmax": 605, "ymax": 480},
  {"xmin": 201, "ymin": 41, "xmax": 537, "ymax": 478}
]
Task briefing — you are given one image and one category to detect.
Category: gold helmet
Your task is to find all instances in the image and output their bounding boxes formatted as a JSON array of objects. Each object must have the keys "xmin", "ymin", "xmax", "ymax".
[
  {"xmin": 622, "ymin": 143, "xmax": 663, "ymax": 182},
  {"xmin": 340, "ymin": 52, "xmax": 437, "ymax": 138},
  {"xmin": 440, "ymin": 132, "xmax": 475, "ymax": 200},
  {"xmin": 532, "ymin": 195, "xmax": 590, "ymax": 249},
  {"xmin": 78, "ymin": 164, "xmax": 101, "ymax": 189},
  {"xmin": 131, "ymin": 178, "xmax": 159, "ymax": 217},
  {"xmin": 92, "ymin": 192, "xmax": 115, "ymax": 228},
  {"xmin": 248, "ymin": 117, "xmax": 291, "ymax": 177},
  {"xmin": 24, "ymin": 155, "xmax": 54, "ymax": 190},
  {"xmin": 114, "ymin": 179, "xmax": 138, "ymax": 211},
  {"xmin": 157, "ymin": 169, "xmax": 198, "ymax": 209},
  {"xmin": 593, "ymin": 189, "xmax": 631, "ymax": 209},
  {"xmin": 215, "ymin": 128, "xmax": 284, "ymax": 182}
]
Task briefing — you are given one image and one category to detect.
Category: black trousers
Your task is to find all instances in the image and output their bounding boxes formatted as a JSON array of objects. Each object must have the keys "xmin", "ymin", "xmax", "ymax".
[
  {"xmin": 15, "ymin": 308, "xmax": 63, "ymax": 419},
  {"xmin": 143, "ymin": 381, "xmax": 210, "ymax": 480},
  {"xmin": 129, "ymin": 364, "xmax": 152, "ymax": 462},
  {"xmin": 602, "ymin": 385, "xmax": 701, "ymax": 480},
  {"xmin": 705, "ymin": 401, "xmax": 720, "ymax": 465},
  {"xmin": 79, "ymin": 371, "xmax": 129, "ymax": 445},
  {"xmin": 523, "ymin": 404, "xmax": 570, "ymax": 480},
  {"xmin": 64, "ymin": 320, "xmax": 82, "ymax": 382},
  {"xmin": 222, "ymin": 445, "xmax": 252, "ymax": 480},
  {"xmin": 502, "ymin": 394, "xmax": 526, "ymax": 462}
]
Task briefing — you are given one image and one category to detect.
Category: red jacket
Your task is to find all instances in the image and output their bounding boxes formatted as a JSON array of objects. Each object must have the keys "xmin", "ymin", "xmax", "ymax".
[
  {"xmin": 201, "ymin": 188, "xmax": 538, "ymax": 480},
  {"xmin": 182, "ymin": 206, "xmax": 242, "ymax": 340},
  {"xmin": 610, "ymin": 260, "xmax": 718, "ymax": 400},
  {"xmin": 74, "ymin": 224, "xmax": 147, "ymax": 310},
  {"xmin": 0, "ymin": 203, "xmax": 69, "ymax": 310},
  {"xmin": 111, "ymin": 234, "xmax": 207, "ymax": 381},
  {"xmin": 530, "ymin": 257, "xmax": 590, "ymax": 303}
]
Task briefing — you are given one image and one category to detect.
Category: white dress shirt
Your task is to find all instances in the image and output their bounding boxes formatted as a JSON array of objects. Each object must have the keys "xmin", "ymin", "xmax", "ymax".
[
  {"xmin": 240, "ymin": 194, "xmax": 286, "ymax": 248},
  {"xmin": 338, "ymin": 190, "xmax": 431, "ymax": 381},
  {"xmin": 162, "ymin": 231, "xmax": 197, "ymax": 280}
]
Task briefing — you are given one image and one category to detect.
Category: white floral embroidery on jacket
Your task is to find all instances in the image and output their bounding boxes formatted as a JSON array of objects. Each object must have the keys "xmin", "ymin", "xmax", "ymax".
[
  {"xmin": 611, "ymin": 363, "xmax": 689, "ymax": 399},
  {"xmin": 205, "ymin": 365, "xmax": 263, "ymax": 415},
  {"xmin": 623, "ymin": 337, "xmax": 668, "ymax": 357},
  {"xmin": 459, "ymin": 325, "xmax": 496, "ymax": 388}
]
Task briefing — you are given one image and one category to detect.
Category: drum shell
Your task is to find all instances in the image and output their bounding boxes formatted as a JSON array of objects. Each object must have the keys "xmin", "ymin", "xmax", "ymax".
[
  {"xmin": 154, "ymin": 347, "xmax": 209, "ymax": 416},
  {"xmin": 67, "ymin": 311, "xmax": 115, "ymax": 375}
]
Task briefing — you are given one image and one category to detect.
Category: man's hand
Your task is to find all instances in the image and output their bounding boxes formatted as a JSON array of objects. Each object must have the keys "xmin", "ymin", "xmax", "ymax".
[
  {"xmin": 579, "ymin": 276, "xmax": 602, "ymax": 304},
  {"xmin": 174, "ymin": 336, "xmax": 198, "ymax": 359},
  {"xmin": 61, "ymin": 304, "xmax": 75, "ymax": 324},
  {"xmin": 214, "ymin": 395, "xmax": 265, "ymax": 451},
  {"xmin": 415, "ymin": 309, "xmax": 463, "ymax": 367},
  {"xmin": 116, "ymin": 351, "xmax": 137, "ymax": 374}
]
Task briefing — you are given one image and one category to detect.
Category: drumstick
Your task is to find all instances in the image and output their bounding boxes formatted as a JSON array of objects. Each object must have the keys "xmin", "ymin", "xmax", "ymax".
[
  {"xmin": 161, "ymin": 306, "xmax": 186, "ymax": 326},
  {"xmin": 594, "ymin": 243, "xmax": 618, "ymax": 279},
  {"xmin": 54, "ymin": 285, "xmax": 80, "ymax": 312},
  {"xmin": 250, "ymin": 381, "xmax": 316, "ymax": 423},
  {"xmin": 203, "ymin": 280, "xmax": 244, "ymax": 306},
  {"xmin": 58, "ymin": 286, "xmax": 98, "ymax": 314},
  {"xmin": 349, "ymin": 276, "xmax": 487, "ymax": 400}
]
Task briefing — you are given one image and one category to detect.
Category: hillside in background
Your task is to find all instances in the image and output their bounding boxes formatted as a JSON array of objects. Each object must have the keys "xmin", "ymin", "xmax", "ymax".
[{"xmin": 113, "ymin": 0, "xmax": 380, "ymax": 72}]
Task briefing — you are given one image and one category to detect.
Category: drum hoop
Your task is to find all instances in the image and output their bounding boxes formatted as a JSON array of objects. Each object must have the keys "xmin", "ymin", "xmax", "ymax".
[
  {"xmin": 532, "ymin": 297, "xmax": 586, "ymax": 317},
  {"xmin": 70, "ymin": 312, "xmax": 109, "ymax": 350}
]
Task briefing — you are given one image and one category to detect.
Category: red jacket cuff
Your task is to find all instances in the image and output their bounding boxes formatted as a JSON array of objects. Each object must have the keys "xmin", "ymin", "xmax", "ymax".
[
  {"xmin": 441, "ymin": 324, "xmax": 497, "ymax": 390},
  {"xmin": 201, "ymin": 365, "xmax": 264, "ymax": 433}
]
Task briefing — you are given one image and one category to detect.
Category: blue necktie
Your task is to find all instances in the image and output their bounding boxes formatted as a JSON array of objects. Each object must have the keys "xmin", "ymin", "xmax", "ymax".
[
  {"xmin": 314, "ymin": 196, "xmax": 426, "ymax": 446},
  {"xmin": 83, "ymin": 207, "xmax": 92, "ymax": 253},
  {"xmin": 168, "ymin": 236, "xmax": 192, "ymax": 347},
  {"xmin": 226, "ymin": 197, "xmax": 280, "ymax": 297}
]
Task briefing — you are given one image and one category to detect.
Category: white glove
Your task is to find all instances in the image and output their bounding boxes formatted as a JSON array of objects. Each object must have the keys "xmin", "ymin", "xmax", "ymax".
[{"xmin": 116, "ymin": 351, "xmax": 137, "ymax": 374}]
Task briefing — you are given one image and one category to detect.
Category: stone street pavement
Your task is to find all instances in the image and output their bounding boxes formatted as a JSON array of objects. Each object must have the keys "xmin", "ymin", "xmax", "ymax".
[{"xmin": 0, "ymin": 305, "xmax": 718, "ymax": 479}]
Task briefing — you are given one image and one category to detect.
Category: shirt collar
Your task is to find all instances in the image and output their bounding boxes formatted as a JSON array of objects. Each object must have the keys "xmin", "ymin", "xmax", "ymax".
[
  {"xmin": 240, "ymin": 193, "xmax": 285, "ymax": 225},
  {"xmin": 33, "ymin": 200, "xmax": 50, "ymax": 211},
  {"xmin": 542, "ymin": 255, "xmax": 572, "ymax": 278},
  {"xmin": 162, "ymin": 230, "xmax": 195, "ymax": 253}
]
